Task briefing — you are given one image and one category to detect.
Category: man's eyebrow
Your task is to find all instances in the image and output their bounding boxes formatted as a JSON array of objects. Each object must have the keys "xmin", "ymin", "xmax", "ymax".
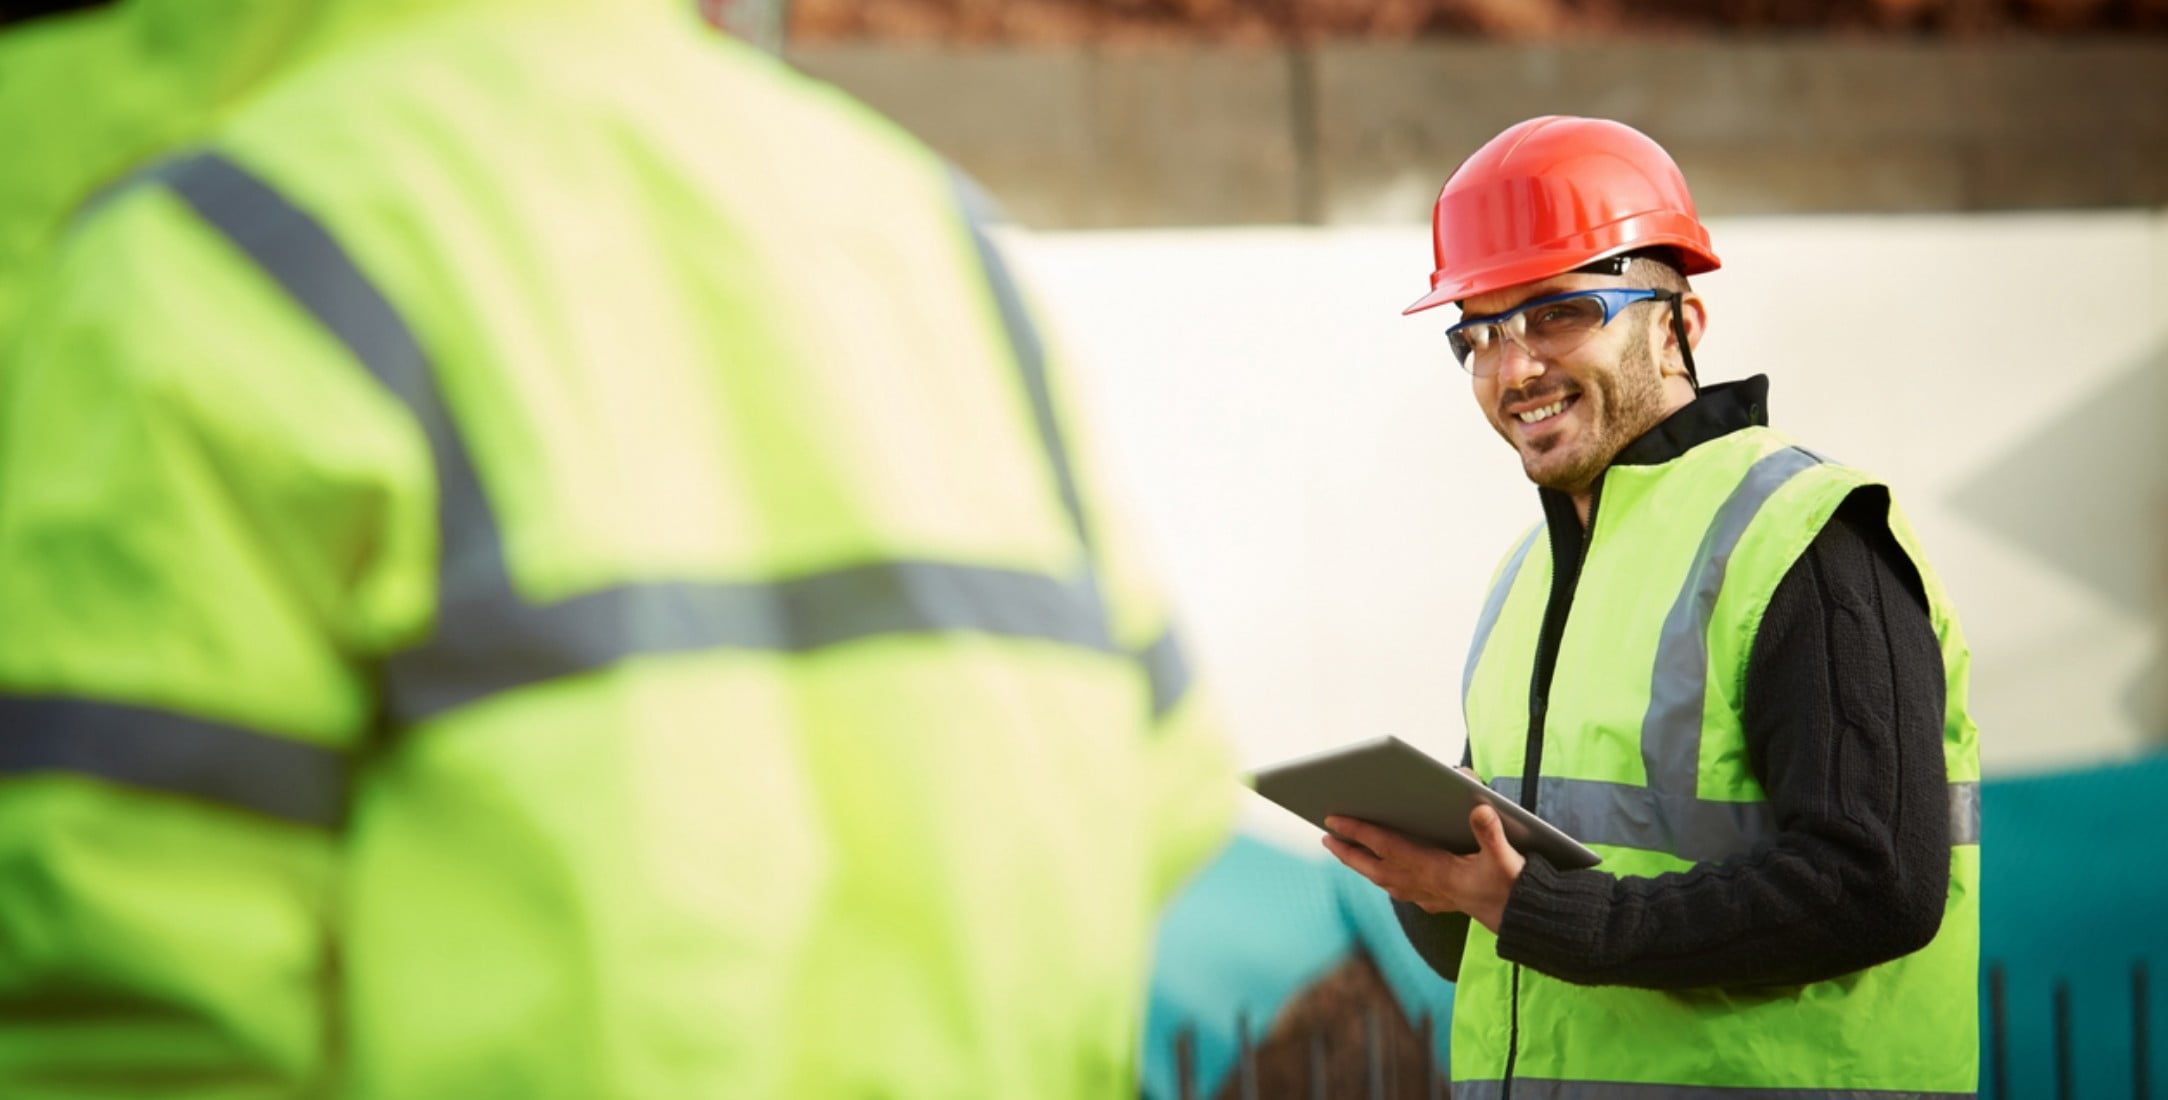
[{"xmin": 1458, "ymin": 284, "xmax": 1580, "ymax": 322}]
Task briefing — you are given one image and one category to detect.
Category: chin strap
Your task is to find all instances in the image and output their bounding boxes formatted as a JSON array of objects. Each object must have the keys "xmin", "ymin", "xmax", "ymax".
[{"xmin": 1667, "ymin": 293, "xmax": 1700, "ymax": 394}]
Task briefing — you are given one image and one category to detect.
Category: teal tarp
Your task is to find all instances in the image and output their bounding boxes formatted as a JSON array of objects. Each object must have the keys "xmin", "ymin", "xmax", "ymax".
[
  {"xmin": 1979, "ymin": 753, "xmax": 2168, "ymax": 1096},
  {"xmin": 1142, "ymin": 833, "xmax": 1454, "ymax": 1098}
]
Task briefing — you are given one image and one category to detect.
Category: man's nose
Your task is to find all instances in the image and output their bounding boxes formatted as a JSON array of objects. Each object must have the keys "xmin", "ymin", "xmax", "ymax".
[{"xmin": 1491, "ymin": 336, "xmax": 1546, "ymax": 390}]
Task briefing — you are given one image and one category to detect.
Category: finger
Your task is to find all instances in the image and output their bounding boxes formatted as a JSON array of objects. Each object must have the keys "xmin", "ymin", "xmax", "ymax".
[
  {"xmin": 1470, "ymin": 803, "xmax": 1527, "ymax": 880},
  {"xmin": 1321, "ymin": 834, "xmax": 1387, "ymax": 881},
  {"xmin": 1324, "ymin": 815, "xmax": 1399, "ymax": 857},
  {"xmin": 1470, "ymin": 804, "xmax": 1511, "ymax": 854},
  {"xmin": 1320, "ymin": 832, "xmax": 1365, "ymax": 867}
]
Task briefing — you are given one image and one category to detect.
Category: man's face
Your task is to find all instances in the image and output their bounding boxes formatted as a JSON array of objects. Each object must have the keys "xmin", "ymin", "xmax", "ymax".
[{"xmin": 1462, "ymin": 273, "xmax": 1688, "ymax": 498}]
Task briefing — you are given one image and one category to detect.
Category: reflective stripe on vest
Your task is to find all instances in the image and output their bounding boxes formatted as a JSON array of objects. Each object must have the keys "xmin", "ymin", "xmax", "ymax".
[
  {"xmin": 0, "ymin": 149, "xmax": 1191, "ymax": 824},
  {"xmin": 1641, "ymin": 448, "xmax": 1819, "ymax": 799},
  {"xmin": 1487, "ymin": 775, "xmax": 1983, "ymax": 858},
  {"xmin": 1462, "ymin": 523, "xmax": 1541, "ymax": 713},
  {"xmin": 1464, "ymin": 446, "xmax": 1980, "ymax": 862}
]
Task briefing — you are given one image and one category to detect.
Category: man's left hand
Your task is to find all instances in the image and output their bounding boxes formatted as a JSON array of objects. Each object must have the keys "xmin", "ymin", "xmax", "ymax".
[{"xmin": 1321, "ymin": 807, "xmax": 1527, "ymax": 935}]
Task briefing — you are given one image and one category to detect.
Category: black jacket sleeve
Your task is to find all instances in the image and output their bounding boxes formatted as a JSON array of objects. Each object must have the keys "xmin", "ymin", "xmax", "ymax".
[
  {"xmin": 1490, "ymin": 488, "xmax": 1952, "ymax": 989},
  {"xmin": 1392, "ymin": 904, "xmax": 1471, "ymax": 983}
]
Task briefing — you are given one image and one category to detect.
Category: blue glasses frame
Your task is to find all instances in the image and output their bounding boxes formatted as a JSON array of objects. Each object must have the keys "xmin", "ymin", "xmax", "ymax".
[{"xmin": 1443, "ymin": 287, "xmax": 1674, "ymax": 374}]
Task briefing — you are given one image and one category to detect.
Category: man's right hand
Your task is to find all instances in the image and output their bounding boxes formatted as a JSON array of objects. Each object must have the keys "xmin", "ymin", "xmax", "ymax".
[{"xmin": 1321, "ymin": 807, "xmax": 1527, "ymax": 935}]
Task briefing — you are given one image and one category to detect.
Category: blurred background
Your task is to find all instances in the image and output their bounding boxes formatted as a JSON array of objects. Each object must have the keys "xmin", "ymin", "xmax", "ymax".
[
  {"xmin": 784, "ymin": 2, "xmax": 2164, "ymax": 1094},
  {"xmin": 4, "ymin": 1, "xmax": 2160, "ymax": 1095},
  {"xmin": 767, "ymin": 0, "xmax": 2168, "ymax": 778},
  {"xmin": 751, "ymin": 2, "xmax": 2168, "ymax": 1096},
  {"xmin": 750, "ymin": 4, "xmax": 2168, "ymax": 1097}
]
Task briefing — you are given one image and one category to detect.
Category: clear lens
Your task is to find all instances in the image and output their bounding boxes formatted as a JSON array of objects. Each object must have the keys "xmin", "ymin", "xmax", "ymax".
[
  {"xmin": 1445, "ymin": 292, "xmax": 1618, "ymax": 376},
  {"xmin": 1521, "ymin": 295, "xmax": 1607, "ymax": 341},
  {"xmin": 1446, "ymin": 328, "xmax": 1479, "ymax": 364}
]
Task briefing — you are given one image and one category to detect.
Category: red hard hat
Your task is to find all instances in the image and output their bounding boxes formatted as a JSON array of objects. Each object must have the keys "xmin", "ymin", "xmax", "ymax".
[{"xmin": 1403, "ymin": 116, "xmax": 1720, "ymax": 315}]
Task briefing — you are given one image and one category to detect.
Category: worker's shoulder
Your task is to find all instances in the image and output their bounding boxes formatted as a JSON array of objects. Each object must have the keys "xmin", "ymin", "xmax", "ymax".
[
  {"xmin": 160, "ymin": 8, "xmax": 956, "ymax": 314},
  {"xmin": 220, "ymin": 9, "xmax": 937, "ymax": 200}
]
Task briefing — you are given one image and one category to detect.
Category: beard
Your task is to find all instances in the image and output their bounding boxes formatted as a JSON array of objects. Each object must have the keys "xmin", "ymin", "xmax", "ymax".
[{"xmin": 1516, "ymin": 335, "xmax": 1671, "ymax": 497}]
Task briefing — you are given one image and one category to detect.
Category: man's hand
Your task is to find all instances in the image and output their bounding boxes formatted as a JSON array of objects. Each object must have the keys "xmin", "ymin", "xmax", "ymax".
[{"xmin": 1321, "ymin": 806, "xmax": 1527, "ymax": 935}]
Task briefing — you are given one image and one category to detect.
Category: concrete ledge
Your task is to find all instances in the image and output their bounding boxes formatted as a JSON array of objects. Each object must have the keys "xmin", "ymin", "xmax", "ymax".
[{"xmin": 792, "ymin": 39, "xmax": 2168, "ymax": 226}]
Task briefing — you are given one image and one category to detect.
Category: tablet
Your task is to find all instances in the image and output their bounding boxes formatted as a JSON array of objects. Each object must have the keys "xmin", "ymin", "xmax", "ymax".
[{"xmin": 1249, "ymin": 735, "xmax": 1602, "ymax": 870}]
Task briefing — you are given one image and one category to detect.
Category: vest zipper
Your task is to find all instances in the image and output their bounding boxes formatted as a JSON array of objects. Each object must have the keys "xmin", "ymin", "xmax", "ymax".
[
  {"xmin": 1520, "ymin": 479, "xmax": 1602, "ymax": 815},
  {"xmin": 1502, "ymin": 478, "xmax": 1604, "ymax": 1089}
]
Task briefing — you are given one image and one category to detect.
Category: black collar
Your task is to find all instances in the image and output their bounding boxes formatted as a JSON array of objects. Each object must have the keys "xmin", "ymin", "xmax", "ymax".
[{"xmin": 1610, "ymin": 375, "xmax": 1771, "ymax": 467}]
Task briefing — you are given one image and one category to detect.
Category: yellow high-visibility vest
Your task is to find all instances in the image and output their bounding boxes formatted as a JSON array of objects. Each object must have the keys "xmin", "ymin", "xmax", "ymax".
[{"xmin": 1455, "ymin": 425, "xmax": 1981, "ymax": 1097}]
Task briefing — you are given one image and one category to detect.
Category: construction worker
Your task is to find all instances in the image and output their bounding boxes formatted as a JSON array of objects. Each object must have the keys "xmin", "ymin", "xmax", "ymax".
[
  {"xmin": 1322, "ymin": 116, "xmax": 1981, "ymax": 1095},
  {"xmin": 0, "ymin": 0, "xmax": 1233, "ymax": 1095}
]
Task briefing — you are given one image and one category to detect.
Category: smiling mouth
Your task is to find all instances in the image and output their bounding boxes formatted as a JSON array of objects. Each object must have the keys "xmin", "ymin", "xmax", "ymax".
[{"xmin": 1514, "ymin": 395, "xmax": 1574, "ymax": 425}]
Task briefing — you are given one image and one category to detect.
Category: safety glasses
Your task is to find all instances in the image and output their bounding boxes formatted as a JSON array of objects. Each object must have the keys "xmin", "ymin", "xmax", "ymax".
[{"xmin": 1444, "ymin": 288, "xmax": 1676, "ymax": 376}]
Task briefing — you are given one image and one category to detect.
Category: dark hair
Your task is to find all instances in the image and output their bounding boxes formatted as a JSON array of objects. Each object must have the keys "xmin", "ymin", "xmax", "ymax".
[
  {"xmin": 1568, "ymin": 247, "xmax": 1689, "ymax": 293},
  {"xmin": 1623, "ymin": 249, "xmax": 1689, "ymax": 295}
]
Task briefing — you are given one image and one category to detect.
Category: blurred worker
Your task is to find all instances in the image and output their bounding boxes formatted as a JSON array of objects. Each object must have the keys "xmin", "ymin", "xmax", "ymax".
[
  {"xmin": 0, "ymin": 0, "xmax": 1233, "ymax": 1095},
  {"xmin": 1322, "ymin": 116, "xmax": 1981, "ymax": 1096}
]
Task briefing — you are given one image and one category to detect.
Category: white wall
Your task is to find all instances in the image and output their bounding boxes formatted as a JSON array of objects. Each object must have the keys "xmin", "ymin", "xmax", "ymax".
[{"xmin": 1003, "ymin": 211, "xmax": 2168, "ymax": 841}]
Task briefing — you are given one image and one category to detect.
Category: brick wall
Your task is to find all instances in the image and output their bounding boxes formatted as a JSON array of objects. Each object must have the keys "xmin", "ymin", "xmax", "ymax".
[{"xmin": 792, "ymin": 38, "xmax": 2168, "ymax": 226}]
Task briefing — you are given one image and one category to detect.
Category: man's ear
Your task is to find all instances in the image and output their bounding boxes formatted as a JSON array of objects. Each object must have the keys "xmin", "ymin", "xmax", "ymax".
[
  {"xmin": 1658, "ymin": 292, "xmax": 1708, "ymax": 378},
  {"xmin": 1678, "ymin": 292, "xmax": 1708, "ymax": 351}
]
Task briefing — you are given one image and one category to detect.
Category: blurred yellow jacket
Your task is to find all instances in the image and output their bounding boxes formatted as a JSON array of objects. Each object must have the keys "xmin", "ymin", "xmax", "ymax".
[{"xmin": 0, "ymin": 1, "xmax": 1235, "ymax": 1096}]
